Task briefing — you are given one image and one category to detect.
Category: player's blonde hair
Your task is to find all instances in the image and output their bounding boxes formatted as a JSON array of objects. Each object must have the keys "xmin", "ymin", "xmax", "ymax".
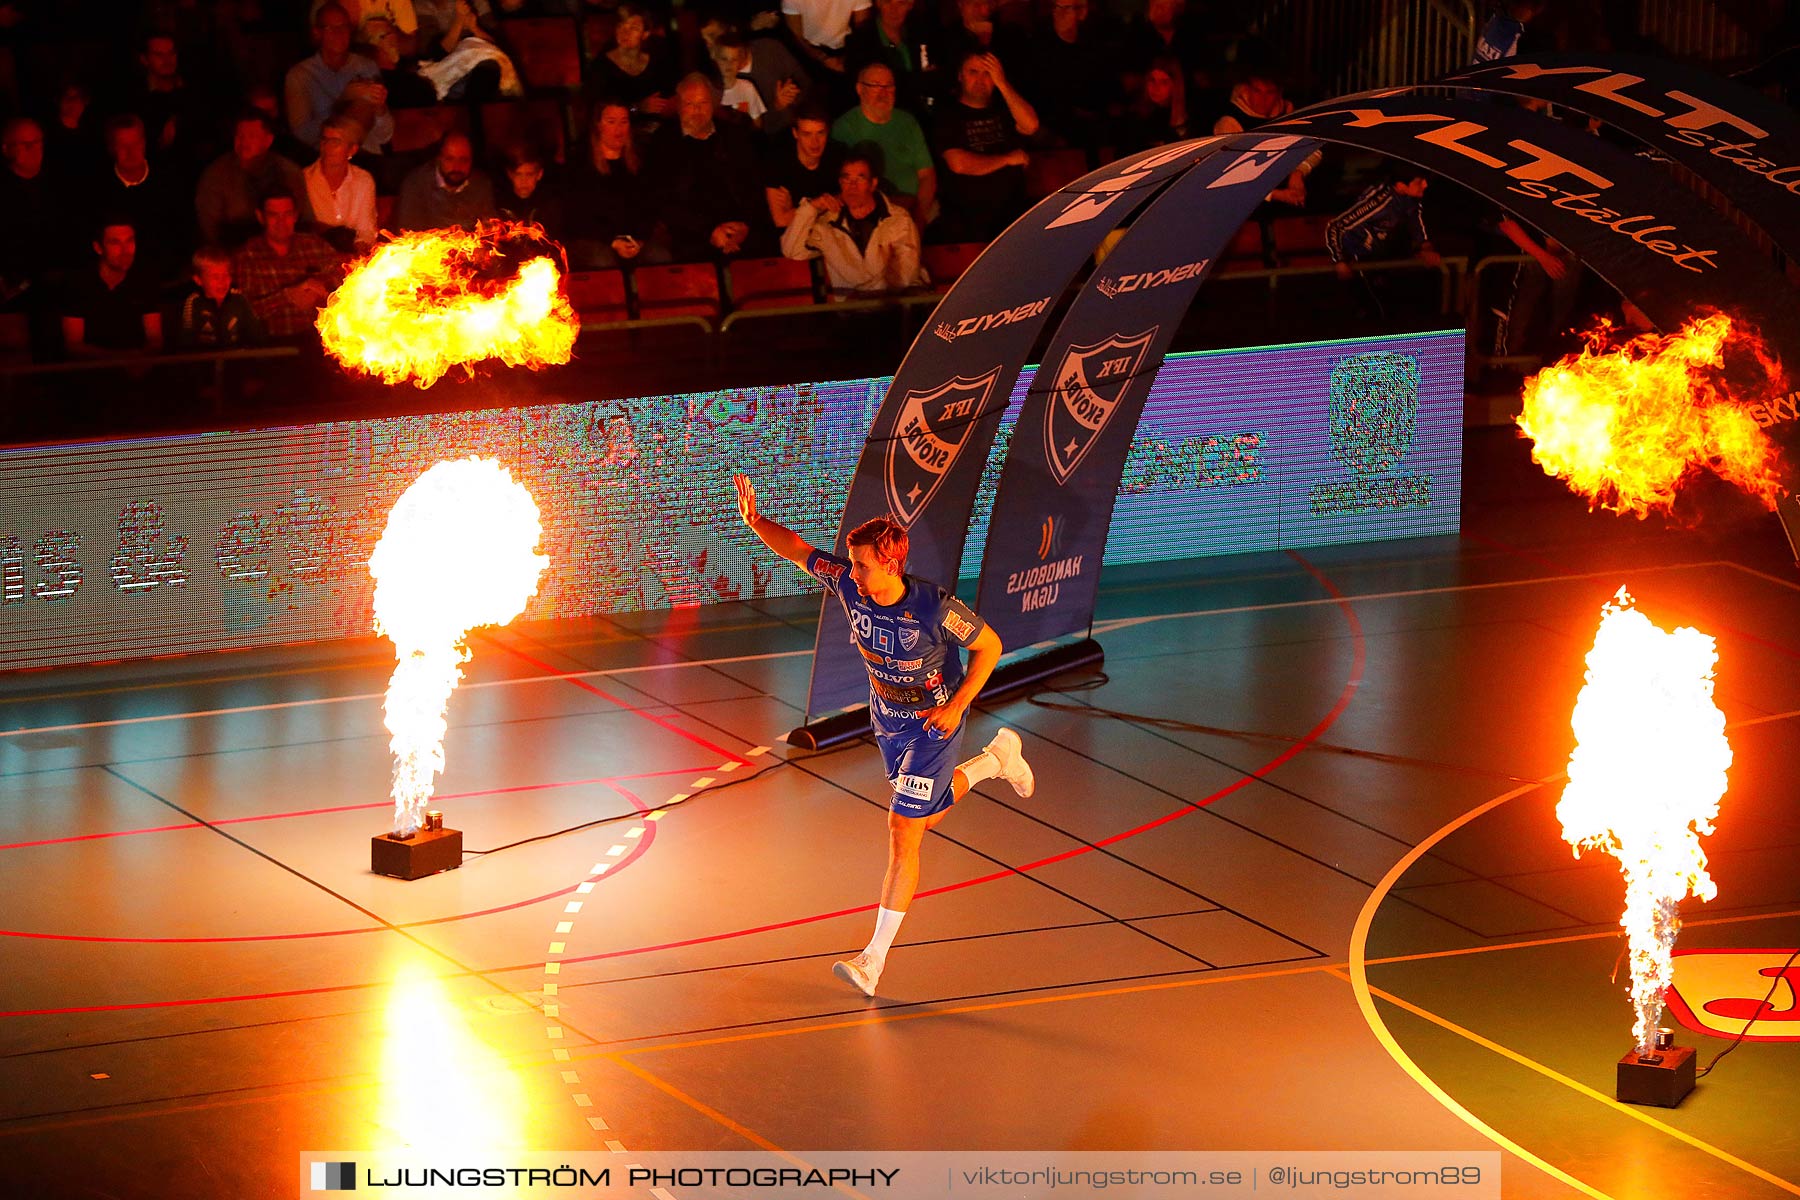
[{"xmin": 847, "ymin": 515, "xmax": 908, "ymax": 575}]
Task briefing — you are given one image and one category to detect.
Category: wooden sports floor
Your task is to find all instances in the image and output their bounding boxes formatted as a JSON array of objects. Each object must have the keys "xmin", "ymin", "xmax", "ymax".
[{"xmin": 2, "ymin": 430, "xmax": 1796, "ymax": 1199}]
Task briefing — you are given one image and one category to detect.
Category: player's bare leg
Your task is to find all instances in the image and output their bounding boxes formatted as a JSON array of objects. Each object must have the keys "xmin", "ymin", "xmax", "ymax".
[{"xmin": 834, "ymin": 735, "xmax": 1036, "ymax": 998}]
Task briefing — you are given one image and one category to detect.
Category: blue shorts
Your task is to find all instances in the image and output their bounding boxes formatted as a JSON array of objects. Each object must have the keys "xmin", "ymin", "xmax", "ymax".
[{"xmin": 876, "ymin": 721, "xmax": 965, "ymax": 818}]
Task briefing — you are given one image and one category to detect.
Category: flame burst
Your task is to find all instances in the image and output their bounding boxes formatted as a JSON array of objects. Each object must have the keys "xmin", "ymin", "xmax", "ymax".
[
  {"xmin": 319, "ymin": 221, "xmax": 578, "ymax": 388},
  {"xmin": 1558, "ymin": 588, "xmax": 1726, "ymax": 1054},
  {"xmin": 1517, "ymin": 314, "xmax": 1784, "ymax": 516},
  {"xmin": 371, "ymin": 458, "xmax": 548, "ymax": 836}
]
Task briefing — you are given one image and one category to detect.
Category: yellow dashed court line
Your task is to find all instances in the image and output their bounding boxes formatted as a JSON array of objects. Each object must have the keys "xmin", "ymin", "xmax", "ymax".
[{"xmin": 541, "ymin": 747, "xmax": 768, "ymax": 1174}]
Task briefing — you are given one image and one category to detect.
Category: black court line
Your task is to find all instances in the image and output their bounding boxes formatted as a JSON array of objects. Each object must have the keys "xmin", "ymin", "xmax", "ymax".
[
  {"xmin": 1045, "ymin": 687, "xmax": 1598, "ymax": 934},
  {"xmin": 0, "ymin": 910, "xmax": 1226, "ymax": 1064},
  {"xmin": 90, "ymin": 764, "xmax": 613, "ymax": 1051}
]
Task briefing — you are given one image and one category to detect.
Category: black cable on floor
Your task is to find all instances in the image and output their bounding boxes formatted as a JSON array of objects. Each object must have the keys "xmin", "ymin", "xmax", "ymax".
[
  {"xmin": 460, "ymin": 734, "xmax": 873, "ymax": 857},
  {"xmin": 1695, "ymin": 944, "xmax": 1800, "ymax": 1079}
]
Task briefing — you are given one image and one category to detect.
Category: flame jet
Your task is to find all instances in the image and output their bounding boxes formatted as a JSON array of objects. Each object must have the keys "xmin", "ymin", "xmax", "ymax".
[
  {"xmin": 370, "ymin": 458, "xmax": 548, "ymax": 836},
  {"xmin": 1558, "ymin": 588, "xmax": 1727, "ymax": 1055},
  {"xmin": 1517, "ymin": 314, "xmax": 1784, "ymax": 516},
  {"xmin": 319, "ymin": 220, "xmax": 578, "ymax": 388}
]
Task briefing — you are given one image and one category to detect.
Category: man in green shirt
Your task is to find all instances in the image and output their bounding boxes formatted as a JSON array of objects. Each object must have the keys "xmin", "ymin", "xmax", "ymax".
[{"xmin": 830, "ymin": 62, "xmax": 936, "ymax": 224}]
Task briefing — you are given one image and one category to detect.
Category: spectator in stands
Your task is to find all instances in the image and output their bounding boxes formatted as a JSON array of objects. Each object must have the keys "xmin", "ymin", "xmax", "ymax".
[
  {"xmin": 0, "ymin": 118, "xmax": 65, "ymax": 306},
  {"xmin": 707, "ymin": 22, "xmax": 811, "ymax": 139},
  {"xmin": 781, "ymin": 149, "xmax": 925, "ymax": 294},
  {"xmin": 360, "ymin": 16, "xmax": 442, "ymax": 108},
  {"xmin": 1020, "ymin": 0, "xmax": 1114, "ymax": 158},
  {"xmin": 123, "ymin": 32, "xmax": 211, "ymax": 166},
  {"xmin": 648, "ymin": 73, "xmax": 766, "ymax": 259},
  {"xmin": 1327, "ymin": 167, "xmax": 1439, "ymax": 276},
  {"xmin": 60, "ymin": 217, "xmax": 162, "ymax": 357},
  {"xmin": 45, "ymin": 81, "xmax": 105, "ymax": 179},
  {"xmin": 196, "ymin": 109, "xmax": 313, "ymax": 247},
  {"xmin": 1211, "ymin": 69, "xmax": 1312, "ymax": 205},
  {"xmin": 92, "ymin": 114, "xmax": 192, "ymax": 282},
  {"xmin": 935, "ymin": 0, "xmax": 1024, "ymax": 82},
  {"xmin": 764, "ymin": 105, "xmax": 843, "ymax": 230},
  {"xmin": 1473, "ymin": 0, "xmax": 1548, "ymax": 62},
  {"xmin": 585, "ymin": 4, "xmax": 676, "ymax": 121},
  {"xmin": 245, "ymin": 83, "xmax": 315, "ymax": 164},
  {"xmin": 712, "ymin": 34, "xmax": 768, "ymax": 128},
  {"xmin": 843, "ymin": 0, "xmax": 929, "ymax": 116},
  {"xmin": 1123, "ymin": 0, "xmax": 1206, "ymax": 80},
  {"xmin": 497, "ymin": 142, "xmax": 567, "ymax": 241},
  {"xmin": 933, "ymin": 51, "xmax": 1037, "ymax": 242},
  {"xmin": 174, "ymin": 244, "xmax": 263, "ymax": 348},
  {"xmin": 286, "ymin": 2, "xmax": 394, "ymax": 155},
  {"xmin": 232, "ymin": 188, "xmax": 345, "ymax": 340},
  {"xmin": 303, "ymin": 115, "xmax": 379, "ymax": 251},
  {"xmin": 567, "ymin": 99, "xmax": 665, "ymax": 268},
  {"xmin": 782, "ymin": 0, "xmax": 870, "ymax": 101},
  {"xmin": 831, "ymin": 62, "xmax": 935, "ymax": 221},
  {"xmin": 1114, "ymin": 53, "xmax": 1190, "ymax": 154},
  {"xmin": 395, "ymin": 132, "xmax": 498, "ymax": 230},
  {"xmin": 414, "ymin": 0, "xmax": 523, "ymax": 101}
]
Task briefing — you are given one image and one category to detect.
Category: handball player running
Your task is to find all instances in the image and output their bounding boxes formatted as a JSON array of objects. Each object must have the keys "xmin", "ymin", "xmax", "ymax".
[{"xmin": 734, "ymin": 474, "xmax": 1034, "ymax": 997}]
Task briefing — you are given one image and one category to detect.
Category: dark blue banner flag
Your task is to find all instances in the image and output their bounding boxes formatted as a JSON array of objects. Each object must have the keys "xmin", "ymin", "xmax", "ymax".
[
  {"xmin": 975, "ymin": 137, "xmax": 1321, "ymax": 649},
  {"xmin": 1437, "ymin": 54, "xmax": 1800, "ymax": 264},
  {"xmin": 805, "ymin": 138, "xmax": 1235, "ymax": 717},
  {"xmin": 1259, "ymin": 92, "xmax": 1800, "ymax": 366}
]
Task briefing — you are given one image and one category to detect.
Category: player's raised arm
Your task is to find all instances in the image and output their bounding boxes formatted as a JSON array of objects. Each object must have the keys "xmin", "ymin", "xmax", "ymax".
[{"xmin": 733, "ymin": 473, "xmax": 814, "ymax": 567}]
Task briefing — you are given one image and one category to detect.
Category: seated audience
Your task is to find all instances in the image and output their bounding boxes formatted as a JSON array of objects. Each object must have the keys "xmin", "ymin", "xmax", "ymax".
[
  {"xmin": 566, "ymin": 100, "xmax": 665, "ymax": 268},
  {"xmin": 781, "ymin": 149, "xmax": 926, "ymax": 293},
  {"xmin": 585, "ymin": 4, "xmax": 676, "ymax": 121},
  {"xmin": 830, "ymin": 62, "xmax": 934, "ymax": 220},
  {"xmin": 648, "ymin": 74, "xmax": 766, "ymax": 259},
  {"xmin": 933, "ymin": 51, "xmax": 1037, "ymax": 241},
  {"xmin": 1114, "ymin": 53, "xmax": 1191, "ymax": 154},
  {"xmin": 61, "ymin": 217, "xmax": 162, "ymax": 357},
  {"xmin": 395, "ymin": 132, "xmax": 498, "ymax": 230},
  {"xmin": 496, "ymin": 143, "xmax": 567, "ymax": 242},
  {"xmin": 303, "ymin": 116, "xmax": 379, "ymax": 250},
  {"xmin": 232, "ymin": 188, "xmax": 345, "ymax": 339},
  {"xmin": 196, "ymin": 109, "xmax": 312, "ymax": 247},
  {"xmin": 285, "ymin": 2, "xmax": 394, "ymax": 155},
  {"xmin": 92, "ymin": 114, "xmax": 193, "ymax": 282},
  {"xmin": 764, "ymin": 105, "xmax": 842, "ymax": 230},
  {"xmin": 174, "ymin": 244, "xmax": 264, "ymax": 348}
]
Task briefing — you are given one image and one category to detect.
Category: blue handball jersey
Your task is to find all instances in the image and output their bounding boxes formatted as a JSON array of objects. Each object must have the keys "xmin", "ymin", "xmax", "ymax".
[{"xmin": 805, "ymin": 549, "xmax": 986, "ymax": 726}]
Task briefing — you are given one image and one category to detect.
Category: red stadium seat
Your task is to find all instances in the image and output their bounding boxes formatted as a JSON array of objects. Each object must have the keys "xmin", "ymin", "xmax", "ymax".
[
  {"xmin": 500, "ymin": 16, "xmax": 584, "ymax": 90},
  {"xmin": 1218, "ymin": 220, "xmax": 1270, "ymax": 273},
  {"xmin": 390, "ymin": 105, "xmax": 470, "ymax": 155},
  {"xmin": 564, "ymin": 269, "xmax": 630, "ymax": 324},
  {"xmin": 480, "ymin": 98, "xmax": 570, "ymax": 163},
  {"xmin": 727, "ymin": 257, "xmax": 817, "ymax": 310},
  {"xmin": 1025, "ymin": 148, "xmax": 1090, "ymax": 199},
  {"xmin": 0, "ymin": 311, "xmax": 30, "ymax": 364},
  {"xmin": 1271, "ymin": 214, "xmax": 1334, "ymax": 267},
  {"xmin": 921, "ymin": 242, "xmax": 985, "ymax": 291},
  {"xmin": 632, "ymin": 262, "xmax": 723, "ymax": 323}
]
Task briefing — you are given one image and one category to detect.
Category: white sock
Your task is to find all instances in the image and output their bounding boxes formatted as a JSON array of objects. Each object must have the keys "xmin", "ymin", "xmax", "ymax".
[
  {"xmin": 958, "ymin": 750, "xmax": 1000, "ymax": 785},
  {"xmin": 864, "ymin": 906, "xmax": 906, "ymax": 961}
]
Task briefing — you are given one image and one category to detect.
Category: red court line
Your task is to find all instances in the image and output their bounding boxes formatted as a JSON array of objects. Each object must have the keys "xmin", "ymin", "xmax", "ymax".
[
  {"xmin": 2, "ymin": 558, "xmax": 1360, "ymax": 1014},
  {"xmin": 0, "ymin": 781, "xmax": 668, "ymax": 945},
  {"xmin": 0, "ymin": 767, "xmax": 704, "ymax": 854},
  {"xmin": 486, "ymin": 631, "xmax": 752, "ymax": 766}
]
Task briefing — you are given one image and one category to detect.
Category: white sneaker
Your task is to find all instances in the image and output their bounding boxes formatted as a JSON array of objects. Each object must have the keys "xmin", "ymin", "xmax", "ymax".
[
  {"xmin": 984, "ymin": 728, "xmax": 1035, "ymax": 798},
  {"xmin": 833, "ymin": 951, "xmax": 883, "ymax": 997}
]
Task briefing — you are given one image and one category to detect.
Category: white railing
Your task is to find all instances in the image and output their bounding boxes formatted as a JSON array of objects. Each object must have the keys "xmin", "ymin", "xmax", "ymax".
[{"xmin": 1249, "ymin": 0, "xmax": 1476, "ymax": 97}]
